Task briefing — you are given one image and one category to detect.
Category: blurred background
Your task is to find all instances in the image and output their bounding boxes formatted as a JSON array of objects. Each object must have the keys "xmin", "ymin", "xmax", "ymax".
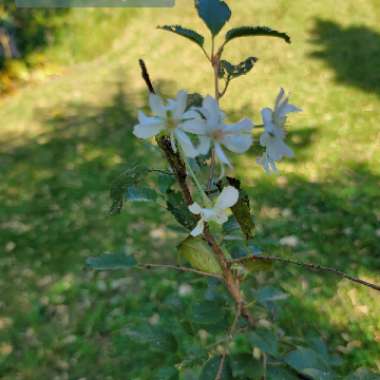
[{"xmin": 0, "ymin": 0, "xmax": 379, "ymax": 379}]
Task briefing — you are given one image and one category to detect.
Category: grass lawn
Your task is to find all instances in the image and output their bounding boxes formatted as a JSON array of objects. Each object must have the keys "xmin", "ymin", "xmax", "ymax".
[{"xmin": 0, "ymin": 0, "xmax": 379, "ymax": 378}]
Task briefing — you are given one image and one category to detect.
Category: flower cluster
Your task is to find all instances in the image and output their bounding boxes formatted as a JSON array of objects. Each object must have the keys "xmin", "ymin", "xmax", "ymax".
[
  {"xmin": 133, "ymin": 89, "xmax": 300, "ymax": 236},
  {"xmin": 133, "ymin": 88, "xmax": 300, "ymax": 174}
]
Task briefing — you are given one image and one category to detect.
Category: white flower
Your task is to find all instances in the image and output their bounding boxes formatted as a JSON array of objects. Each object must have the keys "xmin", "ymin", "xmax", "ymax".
[
  {"xmin": 188, "ymin": 186, "xmax": 239, "ymax": 236},
  {"xmin": 182, "ymin": 96, "xmax": 254, "ymax": 168},
  {"xmin": 133, "ymin": 90, "xmax": 202, "ymax": 158},
  {"xmin": 258, "ymin": 88, "xmax": 301, "ymax": 173}
]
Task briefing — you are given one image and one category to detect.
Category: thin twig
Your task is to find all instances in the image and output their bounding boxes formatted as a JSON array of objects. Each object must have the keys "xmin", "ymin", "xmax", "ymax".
[
  {"xmin": 139, "ymin": 59, "xmax": 155, "ymax": 94},
  {"xmin": 229, "ymin": 256, "xmax": 380, "ymax": 292},
  {"xmin": 139, "ymin": 263, "xmax": 222, "ymax": 280}
]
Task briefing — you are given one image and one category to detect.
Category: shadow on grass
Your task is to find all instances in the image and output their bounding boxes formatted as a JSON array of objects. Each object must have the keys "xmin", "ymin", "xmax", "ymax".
[
  {"xmin": 0, "ymin": 83, "xmax": 379, "ymax": 378},
  {"xmin": 309, "ymin": 19, "xmax": 380, "ymax": 96}
]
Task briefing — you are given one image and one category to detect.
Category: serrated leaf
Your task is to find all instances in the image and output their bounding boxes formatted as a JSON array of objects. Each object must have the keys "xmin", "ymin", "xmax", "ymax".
[
  {"xmin": 195, "ymin": 0, "xmax": 231, "ymax": 36},
  {"xmin": 225, "ymin": 26, "xmax": 291, "ymax": 44},
  {"xmin": 284, "ymin": 348, "xmax": 332, "ymax": 379},
  {"xmin": 124, "ymin": 326, "xmax": 178, "ymax": 352},
  {"xmin": 218, "ymin": 57, "xmax": 258, "ymax": 81},
  {"xmin": 86, "ymin": 252, "xmax": 136, "ymax": 270},
  {"xmin": 158, "ymin": 25, "xmax": 204, "ymax": 48},
  {"xmin": 125, "ymin": 186, "xmax": 158, "ymax": 202},
  {"xmin": 200, "ymin": 356, "xmax": 233, "ymax": 380},
  {"xmin": 178, "ymin": 236, "xmax": 222, "ymax": 275},
  {"xmin": 166, "ymin": 190, "xmax": 197, "ymax": 230},
  {"xmin": 226, "ymin": 177, "xmax": 255, "ymax": 240},
  {"xmin": 249, "ymin": 328, "xmax": 279, "ymax": 357},
  {"xmin": 110, "ymin": 165, "xmax": 148, "ymax": 214}
]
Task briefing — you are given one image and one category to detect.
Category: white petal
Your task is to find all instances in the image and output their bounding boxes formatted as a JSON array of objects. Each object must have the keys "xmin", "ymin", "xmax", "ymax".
[
  {"xmin": 222, "ymin": 133, "xmax": 253, "ymax": 153},
  {"xmin": 261, "ymin": 108, "xmax": 274, "ymax": 126},
  {"xmin": 149, "ymin": 93, "xmax": 166, "ymax": 118},
  {"xmin": 213, "ymin": 209, "xmax": 229, "ymax": 225},
  {"xmin": 189, "ymin": 202, "xmax": 202, "ymax": 215},
  {"xmin": 215, "ymin": 186, "xmax": 239, "ymax": 210},
  {"xmin": 223, "ymin": 118, "xmax": 253, "ymax": 134},
  {"xmin": 133, "ymin": 112, "xmax": 165, "ymax": 138},
  {"xmin": 172, "ymin": 90, "xmax": 188, "ymax": 120},
  {"xmin": 197, "ymin": 136, "xmax": 211, "ymax": 155},
  {"xmin": 202, "ymin": 96, "xmax": 221, "ymax": 126},
  {"xmin": 215, "ymin": 143, "xmax": 232, "ymax": 168},
  {"xmin": 190, "ymin": 219, "xmax": 205, "ymax": 236},
  {"xmin": 274, "ymin": 88, "xmax": 285, "ymax": 111},
  {"xmin": 175, "ymin": 129, "xmax": 198, "ymax": 158},
  {"xmin": 180, "ymin": 117, "xmax": 206, "ymax": 135}
]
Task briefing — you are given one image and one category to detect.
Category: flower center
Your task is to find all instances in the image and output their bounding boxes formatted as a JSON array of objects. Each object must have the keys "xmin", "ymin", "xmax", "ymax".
[
  {"xmin": 166, "ymin": 113, "xmax": 177, "ymax": 130},
  {"xmin": 210, "ymin": 128, "xmax": 224, "ymax": 141}
]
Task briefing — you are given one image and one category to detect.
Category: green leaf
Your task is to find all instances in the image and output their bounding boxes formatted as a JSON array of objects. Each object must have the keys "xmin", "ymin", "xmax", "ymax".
[
  {"xmin": 86, "ymin": 252, "xmax": 136, "ymax": 270},
  {"xmin": 124, "ymin": 326, "xmax": 178, "ymax": 353},
  {"xmin": 195, "ymin": 0, "xmax": 231, "ymax": 36},
  {"xmin": 190, "ymin": 300, "xmax": 225, "ymax": 325},
  {"xmin": 200, "ymin": 356, "xmax": 233, "ymax": 380},
  {"xmin": 178, "ymin": 236, "xmax": 223, "ymax": 275},
  {"xmin": 230, "ymin": 354, "xmax": 263, "ymax": 378},
  {"xmin": 218, "ymin": 57, "xmax": 258, "ymax": 82},
  {"xmin": 157, "ymin": 172, "xmax": 175, "ymax": 193},
  {"xmin": 154, "ymin": 367, "xmax": 179, "ymax": 380},
  {"xmin": 186, "ymin": 92, "xmax": 204, "ymax": 110},
  {"xmin": 226, "ymin": 177, "xmax": 255, "ymax": 240},
  {"xmin": 255, "ymin": 286, "xmax": 289, "ymax": 304},
  {"xmin": 110, "ymin": 165, "xmax": 148, "ymax": 214},
  {"xmin": 166, "ymin": 190, "xmax": 197, "ymax": 230},
  {"xmin": 284, "ymin": 348, "xmax": 332, "ymax": 379},
  {"xmin": 225, "ymin": 26, "xmax": 291, "ymax": 44},
  {"xmin": 158, "ymin": 25, "xmax": 204, "ymax": 48},
  {"xmin": 267, "ymin": 366, "xmax": 299, "ymax": 380},
  {"xmin": 125, "ymin": 186, "xmax": 158, "ymax": 202},
  {"xmin": 249, "ymin": 328, "xmax": 279, "ymax": 357}
]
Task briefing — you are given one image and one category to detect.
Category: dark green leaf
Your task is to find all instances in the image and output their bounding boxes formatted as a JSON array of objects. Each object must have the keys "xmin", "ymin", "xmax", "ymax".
[
  {"xmin": 158, "ymin": 25, "xmax": 204, "ymax": 48},
  {"xmin": 249, "ymin": 328, "xmax": 279, "ymax": 357},
  {"xmin": 178, "ymin": 236, "xmax": 223, "ymax": 275},
  {"xmin": 125, "ymin": 186, "xmax": 158, "ymax": 202},
  {"xmin": 190, "ymin": 300, "xmax": 226, "ymax": 325},
  {"xmin": 267, "ymin": 366, "xmax": 299, "ymax": 380},
  {"xmin": 86, "ymin": 252, "xmax": 136, "ymax": 270},
  {"xmin": 284, "ymin": 348, "xmax": 332, "ymax": 379},
  {"xmin": 186, "ymin": 92, "xmax": 204, "ymax": 110},
  {"xmin": 200, "ymin": 356, "xmax": 233, "ymax": 380},
  {"xmin": 195, "ymin": 0, "xmax": 231, "ymax": 36},
  {"xmin": 154, "ymin": 367, "xmax": 179, "ymax": 380},
  {"xmin": 218, "ymin": 57, "xmax": 258, "ymax": 82},
  {"xmin": 167, "ymin": 190, "xmax": 197, "ymax": 230},
  {"xmin": 124, "ymin": 326, "xmax": 178, "ymax": 352},
  {"xmin": 230, "ymin": 354, "xmax": 263, "ymax": 378},
  {"xmin": 225, "ymin": 26, "xmax": 291, "ymax": 44},
  {"xmin": 110, "ymin": 165, "xmax": 148, "ymax": 214},
  {"xmin": 157, "ymin": 172, "xmax": 175, "ymax": 193}
]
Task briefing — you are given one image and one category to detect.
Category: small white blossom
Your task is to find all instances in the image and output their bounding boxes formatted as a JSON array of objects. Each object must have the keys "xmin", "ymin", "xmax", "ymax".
[
  {"xmin": 258, "ymin": 88, "xmax": 301, "ymax": 173},
  {"xmin": 133, "ymin": 90, "xmax": 202, "ymax": 158},
  {"xmin": 188, "ymin": 186, "xmax": 239, "ymax": 236},
  {"xmin": 182, "ymin": 96, "xmax": 254, "ymax": 168}
]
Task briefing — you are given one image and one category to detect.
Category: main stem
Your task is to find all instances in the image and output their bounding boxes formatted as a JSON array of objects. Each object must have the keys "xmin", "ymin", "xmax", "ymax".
[{"xmin": 138, "ymin": 59, "xmax": 255, "ymax": 326}]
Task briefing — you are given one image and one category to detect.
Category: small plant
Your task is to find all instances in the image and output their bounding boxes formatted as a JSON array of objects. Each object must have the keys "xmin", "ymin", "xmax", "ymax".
[{"xmin": 87, "ymin": 1, "xmax": 380, "ymax": 378}]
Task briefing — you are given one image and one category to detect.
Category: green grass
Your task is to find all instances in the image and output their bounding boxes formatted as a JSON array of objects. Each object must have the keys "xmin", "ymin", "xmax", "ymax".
[{"xmin": 0, "ymin": 0, "xmax": 379, "ymax": 378}]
